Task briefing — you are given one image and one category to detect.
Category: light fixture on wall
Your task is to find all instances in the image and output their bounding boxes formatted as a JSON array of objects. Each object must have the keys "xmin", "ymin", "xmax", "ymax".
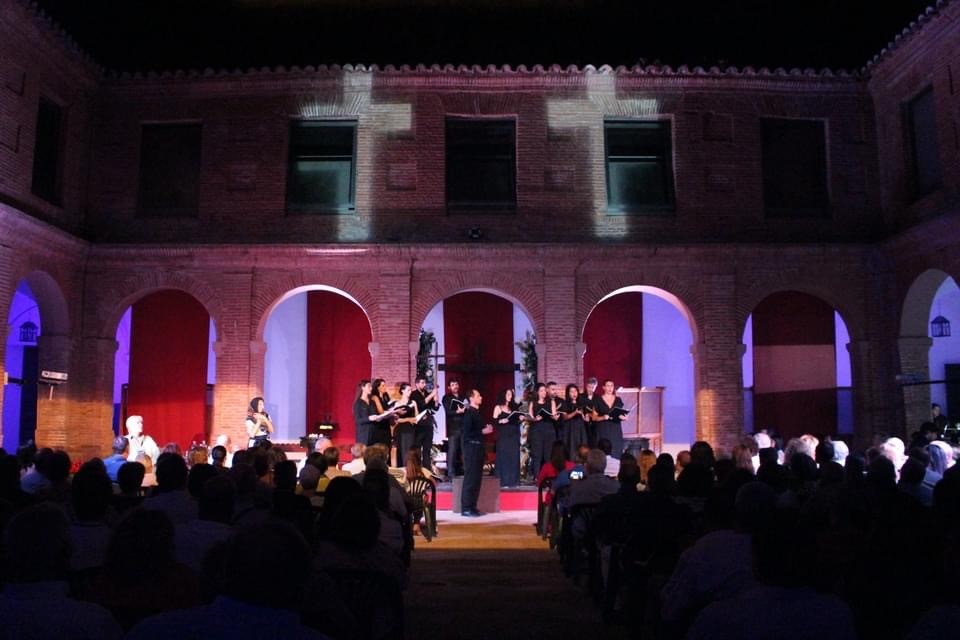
[
  {"xmin": 931, "ymin": 314, "xmax": 951, "ymax": 338},
  {"xmin": 19, "ymin": 321, "xmax": 37, "ymax": 344}
]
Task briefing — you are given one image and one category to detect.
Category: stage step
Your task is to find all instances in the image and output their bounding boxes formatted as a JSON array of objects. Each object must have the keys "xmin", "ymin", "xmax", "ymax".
[{"xmin": 434, "ymin": 482, "xmax": 539, "ymax": 511}]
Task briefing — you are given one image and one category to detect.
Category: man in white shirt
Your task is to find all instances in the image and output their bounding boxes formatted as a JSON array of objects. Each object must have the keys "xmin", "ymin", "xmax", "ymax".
[{"xmin": 125, "ymin": 415, "xmax": 160, "ymax": 468}]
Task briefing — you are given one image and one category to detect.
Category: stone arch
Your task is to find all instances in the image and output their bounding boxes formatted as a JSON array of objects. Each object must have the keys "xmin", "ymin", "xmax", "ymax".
[
  {"xmin": 99, "ymin": 271, "xmax": 224, "ymax": 340},
  {"xmin": 577, "ymin": 275, "xmax": 701, "ymax": 345},
  {"xmin": 411, "ymin": 276, "xmax": 543, "ymax": 342},
  {"xmin": 900, "ymin": 268, "xmax": 955, "ymax": 338},
  {"xmin": 253, "ymin": 274, "xmax": 378, "ymax": 343},
  {"xmin": 9, "ymin": 270, "xmax": 71, "ymax": 338},
  {"xmin": 737, "ymin": 272, "xmax": 863, "ymax": 344}
]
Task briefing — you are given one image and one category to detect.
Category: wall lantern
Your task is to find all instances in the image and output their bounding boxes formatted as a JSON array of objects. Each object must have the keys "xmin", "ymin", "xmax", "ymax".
[
  {"xmin": 19, "ymin": 321, "xmax": 38, "ymax": 344},
  {"xmin": 931, "ymin": 315, "xmax": 951, "ymax": 338}
]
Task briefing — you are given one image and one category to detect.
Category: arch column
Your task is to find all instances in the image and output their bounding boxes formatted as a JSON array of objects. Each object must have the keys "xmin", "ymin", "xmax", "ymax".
[
  {"xmin": 372, "ymin": 271, "xmax": 411, "ymax": 384},
  {"xmin": 542, "ymin": 272, "xmax": 577, "ymax": 385},
  {"xmin": 33, "ymin": 333, "xmax": 72, "ymax": 449},
  {"xmin": 68, "ymin": 336, "xmax": 119, "ymax": 458},
  {"xmin": 210, "ymin": 337, "xmax": 259, "ymax": 448},
  {"xmin": 696, "ymin": 273, "xmax": 743, "ymax": 452},
  {"xmin": 898, "ymin": 336, "xmax": 933, "ymax": 435}
]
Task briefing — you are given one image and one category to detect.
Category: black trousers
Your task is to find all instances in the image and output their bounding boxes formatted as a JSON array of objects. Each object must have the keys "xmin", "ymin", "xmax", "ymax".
[
  {"xmin": 414, "ymin": 420, "xmax": 434, "ymax": 470},
  {"xmin": 461, "ymin": 439, "xmax": 485, "ymax": 511},
  {"xmin": 447, "ymin": 429, "xmax": 463, "ymax": 477},
  {"xmin": 529, "ymin": 421, "xmax": 554, "ymax": 479}
]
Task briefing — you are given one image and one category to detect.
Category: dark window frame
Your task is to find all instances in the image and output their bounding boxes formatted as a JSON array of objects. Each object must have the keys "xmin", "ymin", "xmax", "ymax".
[
  {"xmin": 760, "ymin": 117, "xmax": 831, "ymax": 219},
  {"xmin": 285, "ymin": 119, "xmax": 358, "ymax": 214},
  {"xmin": 603, "ymin": 119, "xmax": 676, "ymax": 214},
  {"xmin": 136, "ymin": 122, "xmax": 203, "ymax": 218},
  {"xmin": 905, "ymin": 86, "xmax": 944, "ymax": 200},
  {"xmin": 30, "ymin": 96, "xmax": 65, "ymax": 206},
  {"xmin": 445, "ymin": 117, "xmax": 517, "ymax": 211}
]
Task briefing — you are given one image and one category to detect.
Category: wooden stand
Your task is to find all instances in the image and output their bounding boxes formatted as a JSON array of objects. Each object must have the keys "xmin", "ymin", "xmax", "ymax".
[{"xmin": 451, "ymin": 475, "xmax": 501, "ymax": 513}]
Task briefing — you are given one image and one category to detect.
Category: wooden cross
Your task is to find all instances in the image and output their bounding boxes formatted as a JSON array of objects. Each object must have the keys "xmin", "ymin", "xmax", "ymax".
[{"xmin": 437, "ymin": 342, "xmax": 520, "ymax": 390}]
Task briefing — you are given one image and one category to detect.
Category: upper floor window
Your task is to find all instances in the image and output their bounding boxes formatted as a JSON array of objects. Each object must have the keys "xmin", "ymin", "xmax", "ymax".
[
  {"xmin": 761, "ymin": 118, "xmax": 829, "ymax": 217},
  {"xmin": 286, "ymin": 121, "xmax": 356, "ymax": 213},
  {"xmin": 604, "ymin": 120, "xmax": 675, "ymax": 212},
  {"xmin": 906, "ymin": 87, "xmax": 943, "ymax": 198},
  {"xmin": 137, "ymin": 123, "xmax": 202, "ymax": 216},
  {"xmin": 446, "ymin": 118, "xmax": 516, "ymax": 209},
  {"xmin": 31, "ymin": 97, "xmax": 64, "ymax": 205}
]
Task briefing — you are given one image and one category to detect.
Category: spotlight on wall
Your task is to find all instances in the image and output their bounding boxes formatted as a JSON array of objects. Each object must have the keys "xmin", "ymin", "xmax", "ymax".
[{"xmin": 467, "ymin": 227, "xmax": 484, "ymax": 241}]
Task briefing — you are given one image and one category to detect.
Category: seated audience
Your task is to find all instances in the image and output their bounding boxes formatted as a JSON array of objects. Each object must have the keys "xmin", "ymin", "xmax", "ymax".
[
  {"xmin": 341, "ymin": 442, "xmax": 366, "ymax": 475},
  {"xmin": 102, "ymin": 437, "xmax": 129, "ymax": 482},
  {"xmin": 143, "ymin": 453, "xmax": 197, "ymax": 524},
  {"xmin": 569, "ymin": 449, "xmax": 618, "ymax": 509},
  {"xmin": 111, "ymin": 461, "xmax": 145, "ymax": 515}
]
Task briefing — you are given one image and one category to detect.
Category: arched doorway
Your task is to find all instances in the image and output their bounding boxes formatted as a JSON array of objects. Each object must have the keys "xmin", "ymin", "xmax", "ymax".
[
  {"xmin": 899, "ymin": 269, "xmax": 960, "ymax": 431},
  {"xmin": 262, "ymin": 286, "xmax": 372, "ymax": 443},
  {"xmin": 581, "ymin": 286, "xmax": 696, "ymax": 450},
  {"xmin": 113, "ymin": 290, "xmax": 216, "ymax": 450},
  {"xmin": 742, "ymin": 291, "xmax": 852, "ymax": 441}
]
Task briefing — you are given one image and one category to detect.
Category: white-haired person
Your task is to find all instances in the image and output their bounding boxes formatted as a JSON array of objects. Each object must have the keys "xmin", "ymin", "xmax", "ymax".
[{"xmin": 125, "ymin": 415, "xmax": 160, "ymax": 470}]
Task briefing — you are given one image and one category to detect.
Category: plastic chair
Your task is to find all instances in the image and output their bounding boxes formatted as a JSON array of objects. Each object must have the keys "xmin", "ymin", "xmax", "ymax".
[{"xmin": 406, "ymin": 476, "xmax": 437, "ymax": 541}]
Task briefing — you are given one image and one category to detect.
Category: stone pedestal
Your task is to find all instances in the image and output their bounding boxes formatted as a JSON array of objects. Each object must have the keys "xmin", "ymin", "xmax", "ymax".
[{"xmin": 451, "ymin": 475, "xmax": 501, "ymax": 513}]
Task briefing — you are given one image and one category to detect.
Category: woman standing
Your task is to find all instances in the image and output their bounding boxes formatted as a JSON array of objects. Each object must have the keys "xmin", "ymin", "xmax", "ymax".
[
  {"xmin": 581, "ymin": 377, "xmax": 600, "ymax": 448},
  {"xmin": 528, "ymin": 382, "xmax": 558, "ymax": 479},
  {"xmin": 368, "ymin": 378, "xmax": 393, "ymax": 447},
  {"xmin": 392, "ymin": 382, "xmax": 419, "ymax": 467},
  {"xmin": 593, "ymin": 379, "xmax": 626, "ymax": 459},
  {"xmin": 245, "ymin": 397, "xmax": 274, "ymax": 448},
  {"xmin": 353, "ymin": 379, "xmax": 381, "ymax": 447},
  {"xmin": 493, "ymin": 388, "xmax": 523, "ymax": 488},
  {"xmin": 560, "ymin": 384, "xmax": 589, "ymax": 457}
]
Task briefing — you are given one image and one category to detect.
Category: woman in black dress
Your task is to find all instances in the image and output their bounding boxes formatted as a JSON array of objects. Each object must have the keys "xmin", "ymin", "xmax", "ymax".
[
  {"xmin": 353, "ymin": 380, "xmax": 377, "ymax": 446},
  {"xmin": 581, "ymin": 376, "xmax": 600, "ymax": 448},
  {"xmin": 593, "ymin": 379, "xmax": 625, "ymax": 459},
  {"xmin": 493, "ymin": 388, "xmax": 522, "ymax": 487},
  {"xmin": 560, "ymin": 384, "xmax": 589, "ymax": 457},
  {"xmin": 368, "ymin": 378, "xmax": 393, "ymax": 447},
  {"xmin": 528, "ymin": 382, "xmax": 558, "ymax": 479}
]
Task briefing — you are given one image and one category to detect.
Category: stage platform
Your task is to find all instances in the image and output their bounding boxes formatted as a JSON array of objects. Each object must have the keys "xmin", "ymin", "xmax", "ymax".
[{"xmin": 434, "ymin": 480, "xmax": 539, "ymax": 511}]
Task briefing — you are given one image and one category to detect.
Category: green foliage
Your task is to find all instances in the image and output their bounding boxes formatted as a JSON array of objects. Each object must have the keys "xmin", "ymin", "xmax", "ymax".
[
  {"xmin": 516, "ymin": 330, "xmax": 537, "ymax": 401},
  {"xmin": 417, "ymin": 329, "xmax": 437, "ymax": 384}
]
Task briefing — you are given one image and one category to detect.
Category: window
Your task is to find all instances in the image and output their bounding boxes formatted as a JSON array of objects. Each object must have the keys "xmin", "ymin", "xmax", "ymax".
[
  {"xmin": 761, "ymin": 118, "xmax": 829, "ymax": 217},
  {"xmin": 137, "ymin": 124, "xmax": 202, "ymax": 216},
  {"xmin": 286, "ymin": 121, "xmax": 356, "ymax": 212},
  {"xmin": 906, "ymin": 87, "xmax": 943, "ymax": 198},
  {"xmin": 446, "ymin": 118, "xmax": 516, "ymax": 209},
  {"xmin": 604, "ymin": 121, "xmax": 674, "ymax": 212},
  {"xmin": 30, "ymin": 97, "xmax": 64, "ymax": 205}
]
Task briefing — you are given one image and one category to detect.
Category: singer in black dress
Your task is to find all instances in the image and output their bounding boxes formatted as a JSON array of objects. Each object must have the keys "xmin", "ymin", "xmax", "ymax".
[
  {"xmin": 593, "ymin": 379, "xmax": 625, "ymax": 459},
  {"xmin": 528, "ymin": 382, "xmax": 557, "ymax": 479},
  {"xmin": 560, "ymin": 384, "xmax": 589, "ymax": 457},
  {"xmin": 493, "ymin": 388, "xmax": 522, "ymax": 487}
]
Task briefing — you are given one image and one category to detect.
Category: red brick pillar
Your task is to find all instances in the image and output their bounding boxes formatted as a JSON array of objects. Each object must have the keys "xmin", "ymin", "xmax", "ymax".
[
  {"xmin": 543, "ymin": 272, "xmax": 577, "ymax": 386},
  {"xmin": 898, "ymin": 336, "xmax": 932, "ymax": 438},
  {"xmin": 695, "ymin": 274, "xmax": 743, "ymax": 454},
  {"xmin": 34, "ymin": 333, "xmax": 72, "ymax": 450},
  {"xmin": 68, "ymin": 336, "xmax": 119, "ymax": 459},
  {"xmin": 373, "ymin": 272, "xmax": 411, "ymax": 385},
  {"xmin": 210, "ymin": 338, "xmax": 260, "ymax": 449}
]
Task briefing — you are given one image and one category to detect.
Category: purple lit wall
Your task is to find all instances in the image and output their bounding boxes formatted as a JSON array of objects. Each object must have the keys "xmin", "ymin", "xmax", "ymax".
[
  {"xmin": 641, "ymin": 294, "xmax": 695, "ymax": 447},
  {"xmin": 3, "ymin": 282, "xmax": 41, "ymax": 450},
  {"xmin": 263, "ymin": 293, "xmax": 308, "ymax": 441},
  {"xmin": 929, "ymin": 277, "xmax": 960, "ymax": 414}
]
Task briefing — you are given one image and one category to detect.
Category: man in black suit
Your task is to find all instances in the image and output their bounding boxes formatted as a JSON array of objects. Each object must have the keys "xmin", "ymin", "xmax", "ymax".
[
  {"xmin": 461, "ymin": 389, "xmax": 493, "ymax": 517},
  {"xmin": 442, "ymin": 380, "xmax": 466, "ymax": 480},
  {"xmin": 410, "ymin": 376, "xmax": 439, "ymax": 472}
]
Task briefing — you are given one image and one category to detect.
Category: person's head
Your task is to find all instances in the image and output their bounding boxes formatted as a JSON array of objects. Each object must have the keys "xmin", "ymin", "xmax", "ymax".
[
  {"xmin": 155, "ymin": 452, "xmax": 189, "ymax": 492},
  {"xmin": 3, "ymin": 503, "xmax": 71, "ymax": 582},
  {"xmin": 585, "ymin": 449, "xmax": 607, "ymax": 475},
  {"xmin": 299, "ymin": 464, "xmax": 321, "ymax": 492},
  {"xmin": 362, "ymin": 467, "xmax": 391, "ymax": 511},
  {"xmin": 71, "ymin": 463, "xmax": 112, "ymax": 522},
  {"xmin": 575, "ymin": 444, "xmax": 590, "ymax": 464},
  {"xmin": 211, "ymin": 444, "xmax": 227, "ymax": 467},
  {"xmin": 549, "ymin": 441, "xmax": 569, "ymax": 473},
  {"xmin": 831, "ymin": 439, "xmax": 850, "ymax": 465},
  {"xmin": 363, "ymin": 443, "xmax": 389, "ymax": 466},
  {"xmin": 596, "ymin": 438, "xmax": 612, "ymax": 456},
  {"xmin": 602, "ymin": 379, "xmax": 615, "ymax": 394},
  {"xmin": 358, "ymin": 379, "xmax": 372, "ymax": 398},
  {"xmin": 731, "ymin": 445, "xmax": 754, "ymax": 473},
  {"xmin": 496, "ymin": 388, "xmax": 514, "ymax": 406},
  {"xmin": 111, "ymin": 436, "xmax": 129, "ymax": 456},
  {"xmin": 187, "ymin": 445, "xmax": 208, "ymax": 468},
  {"xmin": 249, "ymin": 397, "xmax": 265, "ymax": 414},
  {"xmin": 933, "ymin": 403, "xmax": 942, "ymax": 418},
  {"xmin": 217, "ymin": 521, "xmax": 313, "ymax": 609},
  {"xmin": 586, "ymin": 377, "xmax": 598, "ymax": 394},
  {"xmin": 405, "ymin": 446, "xmax": 423, "ymax": 480},
  {"xmin": 690, "ymin": 441, "xmax": 716, "ymax": 469},
  {"xmin": 565, "ymin": 384, "xmax": 579, "ymax": 402},
  {"xmin": 125, "ymin": 415, "xmax": 144, "ymax": 438},
  {"xmin": 198, "ymin": 474, "xmax": 235, "ymax": 524},
  {"xmin": 815, "ymin": 440, "xmax": 835, "ymax": 465},
  {"xmin": 322, "ymin": 446, "xmax": 340, "ymax": 470},
  {"xmin": 469, "ymin": 388, "xmax": 482, "ymax": 407},
  {"xmin": 448, "ymin": 379, "xmax": 460, "ymax": 395},
  {"xmin": 104, "ymin": 508, "xmax": 176, "ymax": 583},
  {"xmin": 647, "ymin": 463, "xmax": 676, "ymax": 495},
  {"xmin": 187, "ymin": 463, "xmax": 219, "ymax": 498},
  {"xmin": 753, "ymin": 431, "xmax": 774, "ymax": 450},
  {"xmin": 547, "ymin": 381, "xmax": 559, "ymax": 398},
  {"xmin": 900, "ymin": 457, "xmax": 927, "ymax": 485},
  {"xmin": 398, "ymin": 382, "xmax": 411, "ymax": 398},
  {"xmin": 676, "ymin": 450, "xmax": 691, "ymax": 470},
  {"xmin": 677, "ymin": 463, "xmax": 715, "ymax": 498},
  {"xmin": 618, "ymin": 458, "xmax": 641, "ymax": 488},
  {"xmin": 350, "ymin": 442, "xmax": 365, "ymax": 460},
  {"xmin": 415, "ymin": 377, "xmax": 428, "ymax": 392},
  {"xmin": 329, "ymin": 494, "xmax": 380, "ymax": 552},
  {"xmin": 372, "ymin": 378, "xmax": 386, "ymax": 397},
  {"xmin": 117, "ymin": 461, "xmax": 145, "ymax": 495},
  {"xmin": 273, "ymin": 460, "xmax": 299, "ymax": 493},
  {"xmin": 534, "ymin": 382, "xmax": 547, "ymax": 401},
  {"xmin": 638, "ymin": 449, "xmax": 657, "ymax": 482}
]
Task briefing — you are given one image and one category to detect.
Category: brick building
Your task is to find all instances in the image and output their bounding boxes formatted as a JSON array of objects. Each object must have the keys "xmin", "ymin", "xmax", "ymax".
[{"xmin": 1, "ymin": 0, "xmax": 958, "ymax": 458}]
